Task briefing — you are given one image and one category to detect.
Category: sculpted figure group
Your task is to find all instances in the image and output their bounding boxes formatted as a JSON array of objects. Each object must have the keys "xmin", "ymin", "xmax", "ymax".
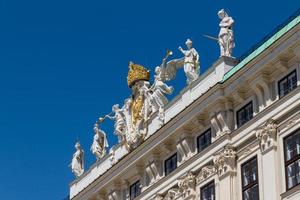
[
  {"xmin": 70, "ymin": 8, "xmax": 235, "ymax": 178},
  {"xmin": 105, "ymin": 63, "xmax": 174, "ymax": 148}
]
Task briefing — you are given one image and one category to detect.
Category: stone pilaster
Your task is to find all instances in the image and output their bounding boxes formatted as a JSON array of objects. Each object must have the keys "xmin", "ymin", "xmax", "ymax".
[
  {"xmin": 213, "ymin": 145, "xmax": 237, "ymax": 200},
  {"xmin": 256, "ymin": 119, "xmax": 279, "ymax": 200}
]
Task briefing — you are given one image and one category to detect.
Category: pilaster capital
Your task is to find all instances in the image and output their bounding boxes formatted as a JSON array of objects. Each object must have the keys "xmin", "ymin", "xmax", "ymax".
[
  {"xmin": 256, "ymin": 119, "xmax": 278, "ymax": 154},
  {"xmin": 213, "ymin": 145, "xmax": 236, "ymax": 179},
  {"xmin": 177, "ymin": 172, "xmax": 196, "ymax": 198}
]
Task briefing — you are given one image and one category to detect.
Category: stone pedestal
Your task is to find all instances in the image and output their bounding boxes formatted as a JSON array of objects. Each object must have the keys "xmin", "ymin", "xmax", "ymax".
[{"xmin": 214, "ymin": 56, "xmax": 238, "ymax": 82}]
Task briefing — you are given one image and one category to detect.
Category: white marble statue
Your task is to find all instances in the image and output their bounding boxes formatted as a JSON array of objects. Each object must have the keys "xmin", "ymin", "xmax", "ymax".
[
  {"xmin": 178, "ymin": 39, "xmax": 200, "ymax": 84},
  {"xmin": 218, "ymin": 9, "xmax": 235, "ymax": 57},
  {"xmin": 133, "ymin": 52, "xmax": 174, "ymax": 123},
  {"xmin": 149, "ymin": 66, "xmax": 173, "ymax": 120},
  {"xmin": 106, "ymin": 104, "xmax": 126, "ymax": 142},
  {"xmin": 91, "ymin": 122, "xmax": 109, "ymax": 161},
  {"xmin": 123, "ymin": 98, "xmax": 136, "ymax": 144},
  {"xmin": 139, "ymin": 82, "xmax": 155, "ymax": 120},
  {"xmin": 71, "ymin": 142, "xmax": 84, "ymax": 177},
  {"xmin": 106, "ymin": 99, "xmax": 134, "ymax": 146}
]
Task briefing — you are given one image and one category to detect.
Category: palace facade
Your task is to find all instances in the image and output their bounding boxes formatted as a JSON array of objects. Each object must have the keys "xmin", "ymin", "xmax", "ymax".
[{"xmin": 69, "ymin": 10, "xmax": 300, "ymax": 200}]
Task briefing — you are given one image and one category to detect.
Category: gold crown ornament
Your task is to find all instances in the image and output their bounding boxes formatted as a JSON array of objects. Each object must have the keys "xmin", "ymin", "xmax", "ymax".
[{"xmin": 127, "ymin": 61, "xmax": 150, "ymax": 87}]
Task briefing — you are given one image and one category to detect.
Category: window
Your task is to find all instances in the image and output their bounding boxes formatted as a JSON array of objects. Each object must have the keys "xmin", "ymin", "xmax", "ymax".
[
  {"xmin": 201, "ymin": 181, "xmax": 215, "ymax": 200},
  {"xmin": 197, "ymin": 129, "xmax": 212, "ymax": 152},
  {"xmin": 241, "ymin": 157, "xmax": 259, "ymax": 200},
  {"xmin": 284, "ymin": 129, "xmax": 300, "ymax": 190},
  {"xmin": 278, "ymin": 70, "xmax": 297, "ymax": 98},
  {"xmin": 164, "ymin": 153, "xmax": 177, "ymax": 175},
  {"xmin": 237, "ymin": 102, "xmax": 253, "ymax": 128},
  {"xmin": 130, "ymin": 181, "xmax": 141, "ymax": 200}
]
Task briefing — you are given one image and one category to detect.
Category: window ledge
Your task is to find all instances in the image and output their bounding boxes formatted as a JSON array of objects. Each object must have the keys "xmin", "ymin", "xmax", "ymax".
[{"xmin": 281, "ymin": 184, "xmax": 300, "ymax": 199}]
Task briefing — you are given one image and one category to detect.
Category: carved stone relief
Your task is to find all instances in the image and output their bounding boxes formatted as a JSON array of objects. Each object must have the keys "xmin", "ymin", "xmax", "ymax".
[
  {"xmin": 256, "ymin": 119, "xmax": 277, "ymax": 153},
  {"xmin": 196, "ymin": 165, "xmax": 216, "ymax": 184},
  {"xmin": 213, "ymin": 145, "xmax": 236, "ymax": 178}
]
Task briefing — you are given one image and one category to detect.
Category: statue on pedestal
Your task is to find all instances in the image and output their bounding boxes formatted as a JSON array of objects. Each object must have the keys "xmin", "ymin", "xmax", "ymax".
[
  {"xmin": 178, "ymin": 39, "xmax": 200, "ymax": 84},
  {"xmin": 218, "ymin": 9, "xmax": 235, "ymax": 57},
  {"xmin": 91, "ymin": 120, "xmax": 109, "ymax": 161},
  {"xmin": 70, "ymin": 142, "xmax": 84, "ymax": 177}
]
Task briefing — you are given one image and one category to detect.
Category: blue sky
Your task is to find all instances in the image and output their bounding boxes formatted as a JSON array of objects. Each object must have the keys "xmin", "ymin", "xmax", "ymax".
[{"xmin": 0, "ymin": 0, "xmax": 298, "ymax": 199}]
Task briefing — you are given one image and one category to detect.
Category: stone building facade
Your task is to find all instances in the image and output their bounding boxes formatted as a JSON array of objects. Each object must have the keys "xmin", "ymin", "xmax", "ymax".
[{"xmin": 69, "ymin": 12, "xmax": 300, "ymax": 200}]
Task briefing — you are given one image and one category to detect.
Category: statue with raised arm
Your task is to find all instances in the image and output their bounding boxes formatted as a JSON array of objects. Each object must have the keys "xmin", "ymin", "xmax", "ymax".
[
  {"xmin": 71, "ymin": 142, "xmax": 84, "ymax": 177},
  {"xmin": 106, "ymin": 104, "xmax": 126, "ymax": 142},
  {"xmin": 135, "ymin": 51, "xmax": 174, "ymax": 123},
  {"xmin": 91, "ymin": 121, "xmax": 109, "ymax": 161},
  {"xmin": 218, "ymin": 9, "xmax": 235, "ymax": 57},
  {"xmin": 150, "ymin": 66, "xmax": 173, "ymax": 120},
  {"xmin": 178, "ymin": 39, "xmax": 200, "ymax": 84}
]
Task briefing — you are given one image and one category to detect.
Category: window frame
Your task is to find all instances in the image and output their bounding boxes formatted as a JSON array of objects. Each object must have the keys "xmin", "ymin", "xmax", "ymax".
[
  {"xmin": 197, "ymin": 128, "xmax": 212, "ymax": 153},
  {"xmin": 200, "ymin": 180, "xmax": 215, "ymax": 200},
  {"xmin": 129, "ymin": 180, "xmax": 141, "ymax": 200},
  {"xmin": 278, "ymin": 69, "xmax": 297, "ymax": 99},
  {"xmin": 236, "ymin": 101, "xmax": 253, "ymax": 128},
  {"xmin": 164, "ymin": 153, "xmax": 177, "ymax": 176},
  {"xmin": 283, "ymin": 128, "xmax": 300, "ymax": 191},
  {"xmin": 241, "ymin": 156, "xmax": 259, "ymax": 200}
]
